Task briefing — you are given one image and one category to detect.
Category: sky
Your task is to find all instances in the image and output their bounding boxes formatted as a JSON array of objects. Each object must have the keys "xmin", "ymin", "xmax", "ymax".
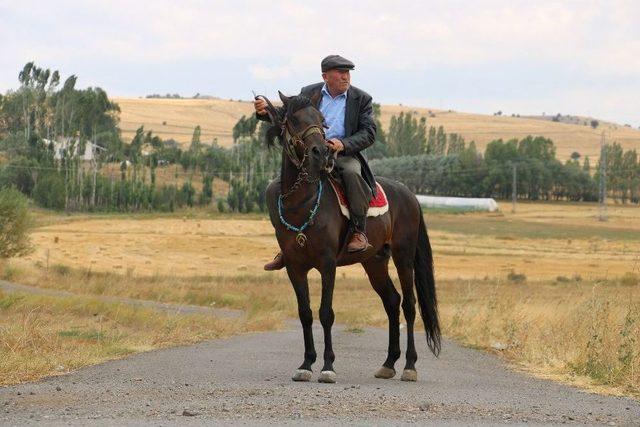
[{"xmin": 1, "ymin": 0, "xmax": 639, "ymax": 126}]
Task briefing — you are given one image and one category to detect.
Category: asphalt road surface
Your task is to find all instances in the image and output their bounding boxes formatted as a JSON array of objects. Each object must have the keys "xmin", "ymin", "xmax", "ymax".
[{"xmin": 1, "ymin": 323, "xmax": 639, "ymax": 426}]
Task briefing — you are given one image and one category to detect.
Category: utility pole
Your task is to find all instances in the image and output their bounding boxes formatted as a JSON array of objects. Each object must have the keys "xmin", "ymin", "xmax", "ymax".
[
  {"xmin": 598, "ymin": 131, "xmax": 607, "ymax": 221},
  {"xmin": 511, "ymin": 162, "xmax": 517, "ymax": 213}
]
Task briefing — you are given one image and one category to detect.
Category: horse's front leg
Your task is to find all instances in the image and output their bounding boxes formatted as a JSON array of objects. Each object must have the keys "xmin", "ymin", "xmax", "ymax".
[
  {"xmin": 318, "ymin": 260, "xmax": 337, "ymax": 383},
  {"xmin": 286, "ymin": 265, "xmax": 316, "ymax": 381}
]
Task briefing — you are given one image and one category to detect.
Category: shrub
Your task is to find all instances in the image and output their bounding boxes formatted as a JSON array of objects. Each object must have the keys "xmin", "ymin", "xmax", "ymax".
[
  {"xmin": 177, "ymin": 182, "xmax": 195, "ymax": 207},
  {"xmin": 32, "ymin": 171, "xmax": 65, "ymax": 210},
  {"xmin": 507, "ymin": 270, "xmax": 526, "ymax": 283},
  {"xmin": 216, "ymin": 198, "xmax": 225, "ymax": 213},
  {"xmin": 0, "ymin": 187, "xmax": 33, "ymax": 258},
  {"xmin": 51, "ymin": 264, "xmax": 71, "ymax": 276},
  {"xmin": 620, "ymin": 272, "xmax": 639, "ymax": 287}
]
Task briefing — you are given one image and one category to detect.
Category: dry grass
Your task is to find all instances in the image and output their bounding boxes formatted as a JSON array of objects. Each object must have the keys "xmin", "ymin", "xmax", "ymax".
[
  {"xmin": 439, "ymin": 278, "xmax": 640, "ymax": 397},
  {"xmin": 0, "ymin": 287, "xmax": 284, "ymax": 386},
  {"xmin": 14, "ymin": 201, "xmax": 639, "ymax": 280},
  {"xmin": 113, "ymin": 97, "xmax": 640, "ymax": 161},
  {"xmin": 114, "ymin": 97, "xmax": 254, "ymax": 147},
  {"xmin": 3, "ymin": 262, "xmax": 638, "ymax": 396},
  {"xmin": 4, "ymin": 200, "xmax": 639, "ymax": 395}
]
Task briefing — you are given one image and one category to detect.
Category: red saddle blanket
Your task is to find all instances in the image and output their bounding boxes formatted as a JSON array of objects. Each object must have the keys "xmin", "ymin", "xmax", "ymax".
[{"xmin": 328, "ymin": 178, "xmax": 389, "ymax": 219}]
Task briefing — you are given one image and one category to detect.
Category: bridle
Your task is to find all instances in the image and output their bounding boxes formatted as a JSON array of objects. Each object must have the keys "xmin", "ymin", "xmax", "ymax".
[
  {"xmin": 258, "ymin": 94, "xmax": 335, "ymax": 247},
  {"xmin": 258, "ymin": 95, "xmax": 335, "ymax": 200},
  {"xmin": 282, "ymin": 120, "xmax": 325, "ymax": 169}
]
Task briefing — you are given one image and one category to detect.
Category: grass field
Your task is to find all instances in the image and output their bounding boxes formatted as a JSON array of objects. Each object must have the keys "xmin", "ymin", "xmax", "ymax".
[
  {"xmin": 0, "ymin": 287, "xmax": 282, "ymax": 386},
  {"xmin": 113, "ymin": 97, "xmax": 640, "ymax": 161},
  {"xmin": 2, "ymin": 201, "xmax": 639, "ymax": 395},
  {"xmin": 15, "ymin": 202, "xmax": 640, "ymax": 281}
]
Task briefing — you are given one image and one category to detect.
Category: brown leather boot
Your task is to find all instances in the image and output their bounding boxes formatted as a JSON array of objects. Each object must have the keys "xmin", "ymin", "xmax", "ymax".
[
  {"xmin": 347, "ymin": 231, "xmax": 372, "ymax": 253},
  {"xmin": 263, "ymin": 252, "xmax": 285, "ymax": 271}
]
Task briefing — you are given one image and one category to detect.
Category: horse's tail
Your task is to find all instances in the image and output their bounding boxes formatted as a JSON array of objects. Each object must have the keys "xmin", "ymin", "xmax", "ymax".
[{"xmin": 414, "ymin": 207, "xmax": 441, "ymax": 356}]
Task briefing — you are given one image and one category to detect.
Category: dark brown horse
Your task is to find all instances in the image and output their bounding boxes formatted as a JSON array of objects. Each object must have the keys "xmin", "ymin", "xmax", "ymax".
[{"xmin": 263, "ymin": 92, "xmax": 440, "ymax": 383}]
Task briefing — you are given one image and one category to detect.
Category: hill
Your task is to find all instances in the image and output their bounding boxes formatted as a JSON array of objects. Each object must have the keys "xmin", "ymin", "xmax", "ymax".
[{"xmin": 113, "ymin": 97, "xmax": 640, "ymax": 161}]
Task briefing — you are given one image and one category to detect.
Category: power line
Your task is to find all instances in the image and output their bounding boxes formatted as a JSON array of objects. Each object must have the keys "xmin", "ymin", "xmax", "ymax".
[{"xmin": 2, "ymin": 160, "xmax": 637, "ymax": 178}]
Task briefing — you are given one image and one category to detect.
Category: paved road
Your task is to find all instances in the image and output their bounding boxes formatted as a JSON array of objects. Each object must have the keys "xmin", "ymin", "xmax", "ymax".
[{"xmin": 1, "ymin": 323, "xmax": 639, "ymax": 426}]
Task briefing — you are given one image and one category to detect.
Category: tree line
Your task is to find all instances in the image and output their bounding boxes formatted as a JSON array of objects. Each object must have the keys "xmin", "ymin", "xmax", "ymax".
[
  {"xmin": 1, "ymin": 62, "xmax": 639, "ymax": 213},
  {"xmin": 369, "ymin": 111, "xmax": 639, "ymax": 203},
  {"xmin": 0, "ymin": 62, "xmax": 280, "ymax": 213}
]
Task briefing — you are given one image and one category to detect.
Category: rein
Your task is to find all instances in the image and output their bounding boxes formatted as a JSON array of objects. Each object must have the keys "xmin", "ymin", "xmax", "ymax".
[{"xmin": 279, "ymin": 120, "xmax": 326, "ymax": 200}]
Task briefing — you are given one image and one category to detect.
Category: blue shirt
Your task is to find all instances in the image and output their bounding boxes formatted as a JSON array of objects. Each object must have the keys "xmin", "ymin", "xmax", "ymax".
[{"xmin": 319, "ymin": 84, "xmax": 347, "ymax": 140}]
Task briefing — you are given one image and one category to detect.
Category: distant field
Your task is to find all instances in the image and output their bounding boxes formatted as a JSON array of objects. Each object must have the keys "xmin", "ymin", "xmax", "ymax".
[
  {"xmin": 14, "ymin": 201, "xmax": 639, "ymax": 281},
  {"xmin": 113, "ymin": 97, "xmax": 640, "ymax": 161},
  {"xmin": 114, "ymin": 97, "xmax": 255, "ymax": 148}
]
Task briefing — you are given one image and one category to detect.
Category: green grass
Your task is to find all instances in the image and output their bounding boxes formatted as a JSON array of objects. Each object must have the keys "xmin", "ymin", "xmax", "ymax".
[
  {"xmin": 58, "ymin": 329, "xmax": 105, "ymax": 340},
  {"xmin": 31, "ymin": 205, "xmax": 268, "ymax": 228},
  {"xmin": 422, "ymin": 206, "xmax": 485, "ymax": 214},
  {"xmin": 426, "ymin": 214, "xmax": 640, "ymax": 241}
]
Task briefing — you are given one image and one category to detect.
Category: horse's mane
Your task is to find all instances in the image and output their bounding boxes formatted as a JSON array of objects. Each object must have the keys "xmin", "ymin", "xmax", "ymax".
[
  {"xmin": 286, "ymin": 95, "xmax": 312, "ymax": 115},
  {"xmin": 265, "ymin": 95, "xmax": 313, "ymax": 147}
]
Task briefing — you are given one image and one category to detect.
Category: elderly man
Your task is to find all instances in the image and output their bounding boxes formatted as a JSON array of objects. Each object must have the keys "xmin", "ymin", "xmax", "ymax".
[{"xmin": 256, "ymin": 54, "xmax": 377, "ymax": 270}]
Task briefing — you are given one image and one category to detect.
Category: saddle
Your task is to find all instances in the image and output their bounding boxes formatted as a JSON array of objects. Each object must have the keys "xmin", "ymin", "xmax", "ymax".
[{"xmin": 328, "ymin": 177, "xmax": 389, "ymax": 219}]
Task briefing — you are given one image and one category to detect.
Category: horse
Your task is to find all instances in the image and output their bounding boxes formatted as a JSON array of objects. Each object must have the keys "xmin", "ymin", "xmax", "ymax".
[{"xmin": 262, "ymin": 91, "xmax": 440, "ymax": 383}]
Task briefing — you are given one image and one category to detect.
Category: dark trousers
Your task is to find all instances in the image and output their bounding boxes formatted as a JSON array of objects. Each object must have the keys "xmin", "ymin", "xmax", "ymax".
[{"xmin": 334, "ymin": 156, "xmax": 372, "ymax": 226}]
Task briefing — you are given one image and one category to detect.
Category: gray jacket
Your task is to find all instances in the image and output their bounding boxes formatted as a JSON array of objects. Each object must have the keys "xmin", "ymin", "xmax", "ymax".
[{"xmin": 258, "ymin": 82, "xmax": 377, "ymax": 195}]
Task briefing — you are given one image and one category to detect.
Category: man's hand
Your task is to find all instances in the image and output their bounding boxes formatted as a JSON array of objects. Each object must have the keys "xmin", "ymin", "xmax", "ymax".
[
  {"xmin": 325, "ymin": 138, "xmax": 344, "ymax": 153},
  {"xmin": 254, "ymin": 98, "xmax": 268, "ymax": 115}
]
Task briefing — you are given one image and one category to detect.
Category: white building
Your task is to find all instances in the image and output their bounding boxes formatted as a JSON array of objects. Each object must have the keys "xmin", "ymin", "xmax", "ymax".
[
  {"xmin": 45, "ymin": 138, "xmax": 106, "ymax": 162},
  {"xmin": 416, "ymin": 195, "xmax": 499, "ymax": 212}
]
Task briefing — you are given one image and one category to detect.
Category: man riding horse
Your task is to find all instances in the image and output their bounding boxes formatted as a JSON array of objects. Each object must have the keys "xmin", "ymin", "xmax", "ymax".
[{"xmin": 255, "ymin": 54, "xmax": 377, "ymax": 271}]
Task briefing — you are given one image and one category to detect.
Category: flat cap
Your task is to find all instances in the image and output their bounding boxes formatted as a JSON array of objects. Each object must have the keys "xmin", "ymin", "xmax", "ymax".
[{"xmin": 321, "ymin": 55, "xmax": 355, "ymax": 72}]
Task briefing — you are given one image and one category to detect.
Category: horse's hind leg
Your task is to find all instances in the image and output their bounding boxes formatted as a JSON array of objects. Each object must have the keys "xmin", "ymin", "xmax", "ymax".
[
  {"xmin": 362, "ymin": 256, "xmax": 401, "ymax": 379},
  {"xmin": 286, "ymin": 265, "xmax": 316, "ymax": 382},
  {"xmin": 392, "ymin": 251, "xmax": 419, "ymax": 382}
]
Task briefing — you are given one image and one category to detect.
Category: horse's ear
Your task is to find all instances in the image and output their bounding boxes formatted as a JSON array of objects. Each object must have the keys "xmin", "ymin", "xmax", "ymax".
[
  {"xmin": 278, "ymin": 90, "xmax": 291, "ymax": 107},
  {"xmin": 310, "ymin": 90, "xmax": 321, "ymax": 107}
]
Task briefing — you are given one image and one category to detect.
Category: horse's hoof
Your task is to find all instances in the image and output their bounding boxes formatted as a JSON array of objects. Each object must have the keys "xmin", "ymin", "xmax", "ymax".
[
  {"xmin": 292, "ymin": 369, "xmax": 312, "ymax": 382},
  {"xmin": 318, "ymin": 370, "xmax": 336, "ymax": 383},
  {"xmin": 374, "ymin": 366, "xmax": 396, "ymax": 379},
  {"xmin": 401, "ymin": 369, "xmax": 417, "ymax": 382}
]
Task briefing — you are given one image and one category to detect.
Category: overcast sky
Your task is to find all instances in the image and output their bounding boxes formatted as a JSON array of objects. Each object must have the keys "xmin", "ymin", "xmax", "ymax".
[{"xmin": 1, "ymin": 0, "xmax": 638, "ymax": 126}]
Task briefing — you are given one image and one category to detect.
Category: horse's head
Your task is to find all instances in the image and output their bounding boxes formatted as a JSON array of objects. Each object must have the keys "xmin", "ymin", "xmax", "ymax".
[{"xmin": 266, "ymin": 91, "xmax": 334, "ymax": 177}]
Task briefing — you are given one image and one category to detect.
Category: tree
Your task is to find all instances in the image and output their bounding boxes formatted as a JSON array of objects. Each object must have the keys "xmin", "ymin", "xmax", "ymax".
[
  {"xmin": 366, "ymin": 103, "xmax": 389, "ymax": 159},
  {"xmin": 434, "ymin": 126, "xmax": 446, "ymax": 155},
  {"xmin": 426, "ymin": 126, "xmax": 436, "ymax": 154},
  {"xmin": 190, "ymin": 125, "xmax": 202, "ymax": 152},
  {"xmin": 387, "ymin": 112, "xmax": 427, "ymax": 156},
  {"xmin": 0, "ymin": 187, "xmax": 33, "ymax": 259},
  {"xmin": 232, "ymin": 115, "xmax": 258, "ymax": 141},
  {"xmin": 590, "ymin": 120, "xmax": 599, "ymax": 129},
  {"xmin": 446, "ymin": 133, "xmax": 465, "ymax": 155}
]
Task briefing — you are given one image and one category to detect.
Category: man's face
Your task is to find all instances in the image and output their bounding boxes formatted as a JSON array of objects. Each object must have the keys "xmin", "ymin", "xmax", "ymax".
[{"xmin": 322, "ymin": 69, "xmax": 350, "ymax": 95}]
